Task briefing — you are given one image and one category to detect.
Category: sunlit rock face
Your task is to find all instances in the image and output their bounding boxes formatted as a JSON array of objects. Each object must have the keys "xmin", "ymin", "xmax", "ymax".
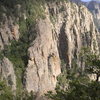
[
  {"xmin": 24, "ymin": 2, "xmax": 100, "ymax": 94},
  {"xmin": 86, "ymin": 1, "xmax": 100, "ymax": 31},
  {"xmin": 71, "ymin": 0, "xmax": 100, "ymax": 31},
  {"xmin": 24, "ymin": 16, "xmax": 61, "ymax": 94},
  {"xmin": 0, "ymin": 14, "xmax": 19, "ymax": 50}
]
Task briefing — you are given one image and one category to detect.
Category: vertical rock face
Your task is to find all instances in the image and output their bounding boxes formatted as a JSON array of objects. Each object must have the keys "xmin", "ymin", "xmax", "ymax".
[
  {"xmin": 24, "ymin": 17, "xmax": 61, "ymax": 93},
  {"xmin": 71, "ymin": 0, "xmax": 100, "ymax": 31},
  {"xmin": 24, "ymin": 2, "xmax": 100, "ymax": 93},
  {"xmin": 0, "ymin": 7, "xmax": 19, "ymax": 91},
  {"xmin": 86, "ymin": 1, "xmax": 100, "ymax": 31},
  {"xmin": 0, "ymin": 57, "xmax": 16, "ymax": 91}
]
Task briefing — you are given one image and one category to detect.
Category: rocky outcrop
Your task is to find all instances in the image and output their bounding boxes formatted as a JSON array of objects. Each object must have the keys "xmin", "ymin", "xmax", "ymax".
[
  {"xmin": 24, "ymin": 2, "xmax": 100, "ymax": 94},
  {"xmin": 86, "ymin": 1, "xmax": 100, "ymax": 31},
  {"xmin": 0, "ymin": 14, "xmax": 19, "ymax": 50},
  {"xmin": 71, "ymin": 0, "xmax": 100, "ymax": 31},
  {"xmin": 24, "ymin": 17, "xmax": 61, "ymax": 93},
  {"xmin": 0, "ymin": 57, "xmax": 16, "ymax": 91}
]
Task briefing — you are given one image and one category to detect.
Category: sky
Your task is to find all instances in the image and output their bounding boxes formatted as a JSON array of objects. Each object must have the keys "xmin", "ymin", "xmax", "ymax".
[
  {"xmin": 81, "ymin": 0, "xmax": 92, "ymax": 1},
  {"xmin": 81, "ymin": 0, "xmax": 100, "ymax": 1}
]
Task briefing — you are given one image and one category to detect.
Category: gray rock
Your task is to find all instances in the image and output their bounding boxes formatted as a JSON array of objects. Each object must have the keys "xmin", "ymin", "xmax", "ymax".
[
  {"xmin": 0, "ymin": 57, "xmax": 16, "ymax": 91},
  {"xmin": 24, "ymin": 2, "xmax": 100, "ymax": 94},
  {"xmin": 86, "ymin": 1, "xmax": 100, "ymax": 31},
  {"xmin": 0, "ymin": 14, "xmax": 19, "ymax": 50}
]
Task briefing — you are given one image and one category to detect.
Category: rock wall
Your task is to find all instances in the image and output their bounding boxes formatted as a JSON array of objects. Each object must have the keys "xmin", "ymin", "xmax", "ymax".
[
  {"xmin": 0, "ymin": 4, "xmax": 20, "ymax": 91},
  {"xmin": 24, "ymin": 17, "xmax": 61, "ymax": 93},
  {"xmin": 71, "ymin": 0, "xmax": 100, "ymax": 31},
  {"xmin": 86, "ymin": 1, "xmax": 100, "ymax": 31},
  {"xmin": 0, "ymin": 15, "xmax": 19, "ymax": 50},
  {"xmin": 24, "ymin": 2, "xmax": 100, "ymax": 94}
]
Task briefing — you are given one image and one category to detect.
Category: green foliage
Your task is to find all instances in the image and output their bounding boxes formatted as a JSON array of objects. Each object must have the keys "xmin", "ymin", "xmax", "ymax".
[
  {"xmin": 1, "ymin": 0, "xmax": 39, "ymax": 91},
  {"xmin": 46, "ymin": 73, "xmax": 100, "ymax": 100},
  {"xmin": 0, "ymin": 50, "xmax": 4, "ymax": 60},
  {"xmin": 80, "ymin": 47, "xmax": 100, "ymax": 81},
  {"xmin": 0, "ymin": 0, "xmax": 44, "ymax": 95},
  {"xmin": 59, "ymin": 6, "xmax": 66, "ymax": 12},
  {"xmin": 46, "ymin": 55, "xmax": 100, "ymax": 100},
  {"xmin": 3, "ymin": 40, "xmax": 27, "ymax": 92},
  {"xmin": 15, "ymin": 90, "xmax": 37, "ymax": 100},
  {"xmin": 2, "ymin": 18, "xmax": 28, "ymax": 92},
  {"xmin": 0, "ymin": 0, "xmax": 69, "ymax": 21},
  {"xmin": 0, "ymin": 5, "xmax": 6, "ymax": 21},
  {"xmin": 0, "ymin": 80, "xmax": 37, "ymax": 100},
  {"xmin": 0, "ymin": 80, "xmax": 13, "ymax": 100}
]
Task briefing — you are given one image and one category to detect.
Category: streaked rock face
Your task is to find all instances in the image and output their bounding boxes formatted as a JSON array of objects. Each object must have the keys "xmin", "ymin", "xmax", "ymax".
[
  {"xmin": 0, "ymin": 14, "xmax": 19, "ymax": 50},
  {"xmin": 24, "ymin": 2, "xmax": 100, "ymax": 94},
  {"xmin": 86, "ymin": 1, "xmax": 100, "ymax": 31},
  {"xmin": 24, "ymin": 17, "xmax": 61, "ymax": 93},
  {"xmin": 71, "ymin": 0, "xmax": 100, "ymax": 31}
]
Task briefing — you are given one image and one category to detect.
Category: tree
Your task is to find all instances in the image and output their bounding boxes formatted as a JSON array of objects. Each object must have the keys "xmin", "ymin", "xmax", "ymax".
[
  {"xmin": 80, "ymin": 47, "xmax": 100, "ymax": 82},
  {"xmin": 46, "ymin": 69, "xmax": 100, "ymax": 100},
  {"xmin": 46, "ymin": 48, "xmax": 100, "ymax": 100}
]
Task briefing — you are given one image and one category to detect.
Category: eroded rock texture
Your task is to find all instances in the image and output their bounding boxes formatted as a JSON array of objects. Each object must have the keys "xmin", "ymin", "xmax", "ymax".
[
  {"xmin": 24, "ymin": 2, "xmax": 100, "ymax": 94},
  {"xmin": 0, "ymin": 14, "xmax": 19, "ymax": 50},
  {"xmin": 0, "ymin": 57, "xmax": 16, "ymax": 91},
  {"xmin": 86, "ymin": 1, "xmax": 100, "ymax": 31}
]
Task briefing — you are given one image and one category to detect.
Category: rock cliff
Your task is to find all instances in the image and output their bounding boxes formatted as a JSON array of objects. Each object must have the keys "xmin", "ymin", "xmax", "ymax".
[
  {"xmin": 86, "ymin": 1, "xmax": 100, "ymax": 31},
  {"xmin": 71, "ymin": 0, "xmax": 100, "ymax": 31},
  {"xmin": 24, "ymin": 2, "xmax": 100, "ymax": 94},
  {"xmin": 0, "ymin": 0, "xmax": 100, "ymax": 96},
  {"xmin": 0, "ymin": 15, "xmax": 19, "ymax": 50}
]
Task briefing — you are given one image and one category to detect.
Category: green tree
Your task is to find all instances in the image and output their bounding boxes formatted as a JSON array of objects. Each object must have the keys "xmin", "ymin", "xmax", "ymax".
[
  {"xmin": 46, "ymin": 50, "xmax": 100, "ymax": 100},
  {"xmin": 80, "ymin": 47, "xmax": 100, "ymax": 82}
]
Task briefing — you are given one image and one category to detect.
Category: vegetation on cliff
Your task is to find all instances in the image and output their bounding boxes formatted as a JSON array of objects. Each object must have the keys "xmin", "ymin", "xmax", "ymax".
[
  {"xmin": 0, "ymin": 0, "xmax": 45, "ymax": 93},
  {"xmin": 0, "ymin": 79, "xmax": 36, "ymax": 100},
  {"xmin": 46, "ymin": 48, "xmax": 100, "ymax": 100}
]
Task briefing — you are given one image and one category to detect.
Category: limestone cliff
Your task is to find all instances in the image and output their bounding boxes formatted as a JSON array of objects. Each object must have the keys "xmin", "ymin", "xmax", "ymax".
[{"xmin": 24, "ymin": 2, "xmax": 100, "ymax": 94}]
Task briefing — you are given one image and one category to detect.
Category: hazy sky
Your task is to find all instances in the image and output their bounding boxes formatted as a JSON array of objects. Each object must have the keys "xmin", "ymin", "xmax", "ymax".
[
  {"xmin": 81, "ymin": 0, "xmax": 100, "ymax": 1},
  {"xmin": 81, "ymin": 0, "xmax": 91, "ymax": 1}
]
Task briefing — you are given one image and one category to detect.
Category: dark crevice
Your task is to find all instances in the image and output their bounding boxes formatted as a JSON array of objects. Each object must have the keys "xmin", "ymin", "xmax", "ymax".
[
  {"xmin": 81, "ymin": 31, "xmax": 91, "ymax": 47},
  {"xmin": 0, "ymin": 32, "xmax": 4, "ymax": 44},
  {"xmin": 58, "ymin": 22, "xmax": 69, "ymax": 66}
]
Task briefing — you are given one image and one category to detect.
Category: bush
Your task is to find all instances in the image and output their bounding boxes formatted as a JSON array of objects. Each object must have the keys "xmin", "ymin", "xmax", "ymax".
[
  {"xmin": 0, "ymin": 80, "xmax": 37, "ymax": 100},
  {"xmin": 46, "ymin": 50, "xmax": 100, "ymax": 100},
  {"xmin": 0, "ymin": 80, "xmax": 13, "ymax": 100}
]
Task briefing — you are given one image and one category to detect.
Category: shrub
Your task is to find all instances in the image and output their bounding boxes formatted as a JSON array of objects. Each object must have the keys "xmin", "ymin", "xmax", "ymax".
[{"xmin": 0, "ymin": 80, "xmax": 13, "ymax": 100}]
